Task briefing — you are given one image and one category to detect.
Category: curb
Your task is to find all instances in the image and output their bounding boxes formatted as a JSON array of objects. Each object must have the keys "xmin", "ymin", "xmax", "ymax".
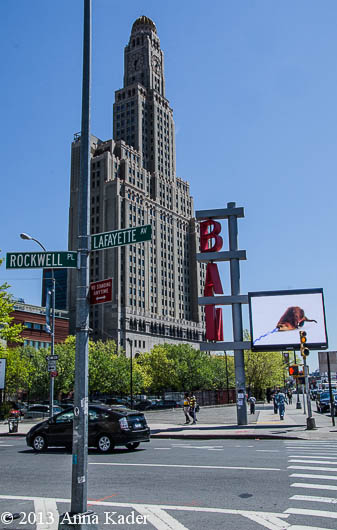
[{"xmin": 150, "ymin": 433, "xmax": 304, "ymax": 440}]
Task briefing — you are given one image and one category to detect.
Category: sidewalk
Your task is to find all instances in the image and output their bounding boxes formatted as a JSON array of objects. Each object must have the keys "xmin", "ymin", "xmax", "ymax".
[
  {"xmin": 0, "ymin": 402, "xmax": 336, "ymax": 440},
  {"xmin": 149, "ymin": 401, "xmax": 337, "ymax": 441}
]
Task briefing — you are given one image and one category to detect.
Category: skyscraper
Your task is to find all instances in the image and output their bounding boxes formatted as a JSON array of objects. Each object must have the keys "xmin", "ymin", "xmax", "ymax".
[{"xmin": 68, "ymin": 16, "xmax": 205, "ymax": 355}]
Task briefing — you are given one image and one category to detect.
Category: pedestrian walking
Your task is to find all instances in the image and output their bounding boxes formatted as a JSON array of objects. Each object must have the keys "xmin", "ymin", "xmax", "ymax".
[
  {"xmin": 275, "ymin": 390, "xmax": 288, "ymax": 420},
  {"xmin": 189, "ymin": 392, "xmax": 197, "ymax": 424},
  {"xmin": 248, "ymin": 395, "xmax": 256, "ymax": 414},
  {"xmin": 183, "ymin": 392, "xmax": 190, "ymax": 424},
  {"xmin": 287, "ymin": 390, "xmax": 293, "ymax": 405},
  {"xmin": 273, "ymin": 390, "xmax": 279, "ymax": 414}
]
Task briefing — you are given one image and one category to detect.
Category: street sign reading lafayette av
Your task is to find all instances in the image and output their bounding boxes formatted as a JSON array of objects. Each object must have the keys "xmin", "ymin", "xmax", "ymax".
[
  {"xmin": 6, "ymin": 251, "xmax": 77, "ymax": 269},
  {"xmin": 91, "ymin": 225, "xmax": 152, "ymax": 251}
]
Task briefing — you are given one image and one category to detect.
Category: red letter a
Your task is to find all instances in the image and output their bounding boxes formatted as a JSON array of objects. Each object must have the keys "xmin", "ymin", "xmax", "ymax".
[
  {"xmin": 205, "ymin": 306, "xmax": 224, "ymax": 341},
  {"xmin": 204, "ymin": 263, "xmax": 223, "ymax": 297}
]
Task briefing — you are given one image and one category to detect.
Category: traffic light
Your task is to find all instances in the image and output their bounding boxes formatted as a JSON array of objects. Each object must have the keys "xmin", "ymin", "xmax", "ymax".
[
  {"xmin": 300, "ymin": 331, "xmax": 310, "ymax": 357},
  {"xmin": 289, "ymin": 365, "xmax": 299, "ymax": 377}
]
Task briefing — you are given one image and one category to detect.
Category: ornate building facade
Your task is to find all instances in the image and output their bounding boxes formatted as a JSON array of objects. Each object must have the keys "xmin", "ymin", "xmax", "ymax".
[{"xmin": 68, "ymin": 16, "xmax": 205, "ymax": 356}]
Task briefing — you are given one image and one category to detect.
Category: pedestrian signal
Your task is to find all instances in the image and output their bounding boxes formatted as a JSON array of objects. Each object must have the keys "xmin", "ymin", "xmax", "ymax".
[
  {"xmin": 289, "ymin": 365, "xmax": 299, "ymax": 377},
  {"xmin": 297, "ymin": 376, "xmax": 305, "ymax": 385}
]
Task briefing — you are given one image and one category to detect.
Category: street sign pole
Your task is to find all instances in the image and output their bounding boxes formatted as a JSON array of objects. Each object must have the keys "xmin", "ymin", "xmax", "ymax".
[
  {"xmin": 60, "ymin": 1, "xmax": 97, "ymax": 529},
  {"xmin": 49, "ymin": 273, "xmax": 55, "ymax": 418}
]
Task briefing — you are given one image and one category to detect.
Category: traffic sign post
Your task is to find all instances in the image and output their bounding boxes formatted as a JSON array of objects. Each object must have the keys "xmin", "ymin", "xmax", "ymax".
[
  {"xmin": 91, "ymin": 225, "xmax": 152, "ymax": 251},
  {"xmin": 6, "ymin": 251, "xmax": 77, "ymax": 269}
]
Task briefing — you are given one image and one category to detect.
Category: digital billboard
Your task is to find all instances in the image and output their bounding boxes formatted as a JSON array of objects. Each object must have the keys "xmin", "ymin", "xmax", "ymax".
[{"xmin": 248, "ymin": 288, "xmax": 328, "ymax": 351}]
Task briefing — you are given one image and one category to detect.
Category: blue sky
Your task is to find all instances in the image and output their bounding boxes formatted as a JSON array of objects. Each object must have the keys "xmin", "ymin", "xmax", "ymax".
[{"xmin": 1, "ymin": 0, "xmax": 337, "ymax": 371}]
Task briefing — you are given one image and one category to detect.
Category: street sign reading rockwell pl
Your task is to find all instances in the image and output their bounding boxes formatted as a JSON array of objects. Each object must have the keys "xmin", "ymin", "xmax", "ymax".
[
  {"xmin": 91, "ymin": 225, "xmax": 152, "ymax": 251},
  {"xmin": 6, "ymin": 251, "xmax": 77, "ymax": 269}
]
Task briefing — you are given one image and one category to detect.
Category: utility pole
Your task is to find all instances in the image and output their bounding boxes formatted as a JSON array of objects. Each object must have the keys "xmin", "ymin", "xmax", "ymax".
[{"xmin": 60, "ymin": 1, "xmax": 96, "ymax": 528}]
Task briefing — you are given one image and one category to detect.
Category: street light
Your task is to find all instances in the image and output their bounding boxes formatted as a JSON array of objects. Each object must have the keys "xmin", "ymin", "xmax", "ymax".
[
  {"xmin": 127, "ymin": 338, "xmax": 133, "ymax": 410},
  {"xmin": 20, "ymin": 232, "xmax": 55, "ymax": 418}
]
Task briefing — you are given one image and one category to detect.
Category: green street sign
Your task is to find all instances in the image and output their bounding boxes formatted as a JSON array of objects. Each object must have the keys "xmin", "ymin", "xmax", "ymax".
[
  {"xmin": 91, "ymin": 225, "xmax": 152, "ymax": 251},
  {"xmin": 6, "ymin": 251, "xmax": 78, "ymax": 269}
]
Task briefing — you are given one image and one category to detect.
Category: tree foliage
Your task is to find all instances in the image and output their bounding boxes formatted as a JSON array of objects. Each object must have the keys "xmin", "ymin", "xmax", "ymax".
[{"xmin": 0, "ymin": 256, "xmax": 23, "ymax": 353}]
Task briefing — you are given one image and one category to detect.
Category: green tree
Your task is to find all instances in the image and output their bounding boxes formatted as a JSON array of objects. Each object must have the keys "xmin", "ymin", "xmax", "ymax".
[
  {"xmin": 208, "ymin": 355, "xmax": 235, "ymax": 390},
  {"xmin": 162, "ymin": 343, "xmax": 214, "ymax": 391},
  {"xmin": 0, "ymin": 256, "xmax": 23, "ymax": 353},
  {"xmin": 243, "ymin": 331, "xmax": 285, "ymax": 398},
  {"xmin": 139, "ymin": 345, "xmax": 176, "ymax": 394}
]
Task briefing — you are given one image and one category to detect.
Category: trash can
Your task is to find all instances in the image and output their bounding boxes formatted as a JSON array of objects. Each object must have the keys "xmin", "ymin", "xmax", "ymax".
[{"xmin": 8, "ymin": 418, "xmax": 19, "ymax": 433}]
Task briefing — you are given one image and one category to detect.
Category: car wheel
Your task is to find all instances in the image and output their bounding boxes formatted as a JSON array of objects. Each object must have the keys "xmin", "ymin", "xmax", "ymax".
[
  {"xmin": 126, "ymin": 442, "xmax": 140, "ymax": 451},
  {"xmin": 97, "ymin": 434, "xmax": 114, "ymax": 453},
  {"xmin": 32, "ymin": 434, "xmax": 47, "ymax": 452}
]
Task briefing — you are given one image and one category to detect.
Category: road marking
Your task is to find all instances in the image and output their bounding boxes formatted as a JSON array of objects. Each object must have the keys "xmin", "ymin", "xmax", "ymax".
[
  {"xmin": 291, "ymin": 483, "xmax": 337, "ymax": 491},
  {"xmin": 290, "ymin": 495, "xmax": 337, "ymax": 504},
  {"xmin": 136, "ymin": 506, "xmax": 189, "ymax": 530},
  {"xmin": 284, "ymin": 508, "xmax": 337, "ymax": 519},
  {"xmin": 0, "ymin": 495, "xmax": 290, "ymax": 530},
  {"xmin": 288, "ymin": 465, "xmax": 337, "ymax": 472},
  {"xmin": 290, "ymin": 473, "xmax": 337, "ymax": 481},
  {"xmin": 0, "ymin": 444, "xmax": 13, "ymax": 447},
  {"xmin": 154, "ymin": 448, "xmax": 171, "ymax": 450},
  {"xmin": 289, "ymin": 459, "xmax": 337, "ymax": 465},
  {"xmin": 89, "ymin": 462, "xmax": 281, "ymax": 471},
  {"xmin": 287, "ymin": 526, "xmax": 337, "ymax": 530},
  {"xmin": 256, "ymin": 450, "xmax": 279, "ymax": 452},
  {"xmin": 288, "ymin": 455, "xmax": 337, "ymax": 459},
  {"xmin": 171, "ymin": 444, "xmax": 224, "ymax": 449},
  {"xmin": 34, "ymin": 498, "xmax": 58, "ymax": 529}
]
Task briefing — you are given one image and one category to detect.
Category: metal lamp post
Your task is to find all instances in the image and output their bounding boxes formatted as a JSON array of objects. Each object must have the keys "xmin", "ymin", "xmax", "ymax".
[
  {"xmin": 20, "ymin": 233, "xmax": 55, "ymax": 417},
  {"xmin": 127, "ymin": 338, "xmax": 133, "ymax": 410}
]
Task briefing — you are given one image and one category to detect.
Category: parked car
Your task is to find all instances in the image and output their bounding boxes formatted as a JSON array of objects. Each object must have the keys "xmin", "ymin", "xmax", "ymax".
[
  {"xmin": 24, "ymin": 404, "xmax": 62, "ymax": 419},
  {"xmin": 148, "ymin": 399, "xmax": 179, "ymax": 410},
  {"xmin": 316, "ymin": 392, "xmax": 336, "ymax": 413},
  {"xmin": 26, "ymin": 404, "xmax": 150, "ymax": 453}
]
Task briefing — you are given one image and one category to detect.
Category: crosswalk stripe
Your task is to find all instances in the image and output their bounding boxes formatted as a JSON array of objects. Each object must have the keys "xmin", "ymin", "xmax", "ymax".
[
  {"xmin": 288, "ymin": 455, "xmax": 337, "ymax": 459},
  {"xmin": 288, "ymin": 465, "xmax": 337, "ymax": 472},
  {"xmin": 290, "ymin": 495, "xmax": 337, "ymax": 504},
  {"xmin": 289, "ymin": 459, "xmax": 337, "ymax": 464},
  {"xmin": 284, "ymin": 508, "xmax": 337, "ymax": 519},
  {"xmin": 33, "ymin": 499, "xmax": 59, "ymax": 530},
  {"xmin": 291, "ymin": 483, "xmax": 337, "ymax": 491},
  {"xmin": 135, "ymin": 506, "xmax": 189, "ymax": 530},
  {"xmin": 287, "ymin": 526, "xmax": 337, "ymax": 530},
  {"xmin": 290, "ymin": 473, "xmax": 337, "ymax": 481}
]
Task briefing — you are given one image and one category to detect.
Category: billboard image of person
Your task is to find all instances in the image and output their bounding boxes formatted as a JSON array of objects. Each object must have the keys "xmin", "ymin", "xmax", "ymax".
[{"xmin": 248, "ymin": 288, "xmax": 328, "ymax": 351}]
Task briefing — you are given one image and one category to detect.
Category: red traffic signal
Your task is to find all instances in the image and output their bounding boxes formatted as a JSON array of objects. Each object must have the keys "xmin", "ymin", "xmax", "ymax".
[{"xmin": 289, "ymin": 365, "xmax": 299, "ymax": 376}]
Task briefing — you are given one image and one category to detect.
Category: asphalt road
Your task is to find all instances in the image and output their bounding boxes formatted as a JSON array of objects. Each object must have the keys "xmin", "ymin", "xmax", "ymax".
[{"xmin": 1, "ymin": 436, "xmax": 337, "ymax": 529}]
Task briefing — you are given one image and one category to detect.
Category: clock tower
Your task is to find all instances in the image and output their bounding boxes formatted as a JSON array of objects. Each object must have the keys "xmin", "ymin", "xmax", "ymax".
[
  {"xmin": 113, "ymin": 16, "xmax": 175, "ymax": 178},
  {"xmin": 124, "ymin": 16, "xmax": 165, "ymax": 96}
]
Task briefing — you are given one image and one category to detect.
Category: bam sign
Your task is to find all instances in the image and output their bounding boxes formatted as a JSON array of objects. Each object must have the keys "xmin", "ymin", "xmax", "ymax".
[
  {"xmin": 6, "ymin": 251, "xmax": 77, "ymax": 269},
  {"xmin": 91, "ymin": 225, "xmax": 152, "ymax": 251}
]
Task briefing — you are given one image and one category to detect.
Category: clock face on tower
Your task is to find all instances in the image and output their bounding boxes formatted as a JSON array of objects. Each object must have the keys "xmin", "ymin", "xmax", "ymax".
[
  {"xmin": 152, "ymin": 55, "xmax": 161, "ymax": 74},
  {"xmin": 128, "ymin": 53, "xmax": 144, "ymax": 73}
]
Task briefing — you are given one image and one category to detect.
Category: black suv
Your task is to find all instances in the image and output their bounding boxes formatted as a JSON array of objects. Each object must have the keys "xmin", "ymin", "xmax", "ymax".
[{"xmin": 26, "ymin": 404, "xmax": 150, "ymax": 453}]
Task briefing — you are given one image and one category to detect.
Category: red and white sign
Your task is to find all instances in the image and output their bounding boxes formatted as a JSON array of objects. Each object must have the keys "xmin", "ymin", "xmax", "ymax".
[
  {"xmin": 90, "ymin": 278, "xmax": 112, "ymax": 305},
  {"xmin": 200, "ymin": 220, "xmax": 224, "ymax": 341}
]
